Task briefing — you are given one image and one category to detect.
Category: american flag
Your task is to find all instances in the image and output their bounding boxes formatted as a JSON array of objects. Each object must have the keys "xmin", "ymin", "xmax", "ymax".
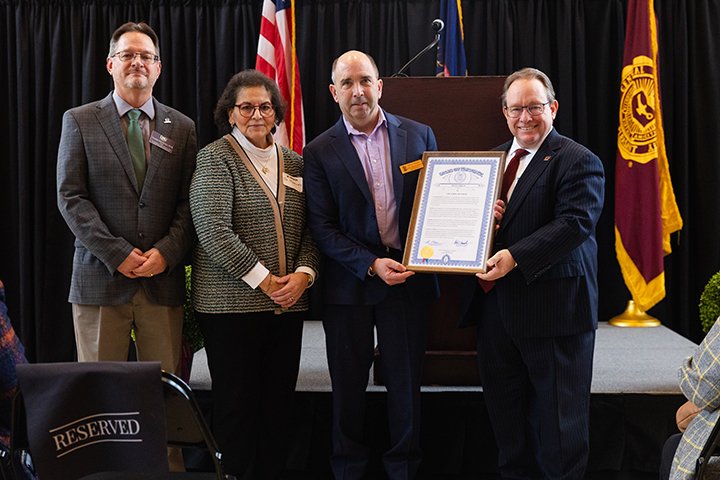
[{"xmin": 256, "ymin": 0, "xmax": 305, "ymax": 153}]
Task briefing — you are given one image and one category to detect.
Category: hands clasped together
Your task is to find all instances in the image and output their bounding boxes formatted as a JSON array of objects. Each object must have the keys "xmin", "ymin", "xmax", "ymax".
[
  {"xmin": 259, "ymin": 272, "xmax": 310, "ymax": 309},
  {"xmin": 116, "ymin": 247, "xmax": 168, "ymax": 279}
]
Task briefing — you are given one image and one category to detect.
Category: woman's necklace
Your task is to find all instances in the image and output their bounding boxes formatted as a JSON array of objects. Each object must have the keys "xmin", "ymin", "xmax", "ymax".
[
  {"xmin": 257, "ymin": 156, "xmax": 272, "ymax": 174},
  {"xmin": 233, "ymin": 127, "xmax": 275, "ymax": 174}
]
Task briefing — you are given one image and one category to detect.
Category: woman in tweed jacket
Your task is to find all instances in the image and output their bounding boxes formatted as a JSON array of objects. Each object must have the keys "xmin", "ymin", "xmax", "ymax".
[{"xmin": 190, "ymin": 70, "xmax": 319, "ymax": 479}]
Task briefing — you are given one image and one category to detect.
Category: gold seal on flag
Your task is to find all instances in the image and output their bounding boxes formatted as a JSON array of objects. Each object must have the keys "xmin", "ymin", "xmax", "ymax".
[{"xmin": 618, "ymin": 55, "xmax": 658, "ymax": 164}]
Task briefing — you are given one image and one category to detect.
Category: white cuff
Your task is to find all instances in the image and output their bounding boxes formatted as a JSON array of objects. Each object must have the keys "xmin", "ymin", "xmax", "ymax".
[
  {"xmin": 243, "ymin": 262, "xmax": 271, "ymax": 289},
  {"xmin": 296, "ymin": 266, "xmax": 316, "ymax": 288}
]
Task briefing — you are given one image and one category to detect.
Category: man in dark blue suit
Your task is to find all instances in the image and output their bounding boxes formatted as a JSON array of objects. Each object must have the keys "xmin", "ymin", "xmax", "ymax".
[
  {"xmin": 472, "ymin": 68, "xmax": 605, "ymax": 479},
  {"xmin": 303, "ymin": 50, "xmax": 439, "ymax": 479}
]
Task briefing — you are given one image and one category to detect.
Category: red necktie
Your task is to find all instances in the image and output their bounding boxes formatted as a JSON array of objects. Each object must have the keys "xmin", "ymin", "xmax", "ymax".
[
  {"xmin": 478, "ymin": 148, "xmax": 529, "ymax": 293},
  {"xmin": 500, "ymin": 148, "xmax": 529, "ymax": 202}
]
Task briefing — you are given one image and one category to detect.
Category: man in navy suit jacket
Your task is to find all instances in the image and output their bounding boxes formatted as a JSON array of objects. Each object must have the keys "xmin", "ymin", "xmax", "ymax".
[
  {"xmin": 304, "ymin": 50, "xmax": 439, "ymax": 479},
  {"xmin": 470, "ymin": 68, "xmax": 605, "ymax": 479}
]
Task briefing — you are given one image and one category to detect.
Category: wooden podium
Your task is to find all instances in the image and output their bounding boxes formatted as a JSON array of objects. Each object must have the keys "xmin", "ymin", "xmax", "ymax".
[{"xmin": 375, "ymin": 76, "xmax": 508, "ymax": 385}]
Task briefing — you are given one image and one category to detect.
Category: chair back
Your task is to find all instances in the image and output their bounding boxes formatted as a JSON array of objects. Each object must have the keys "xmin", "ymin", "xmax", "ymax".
[
  {"xmin": 15, "ymin": 362, "xmax": 168, "ymax": 480},
  {"xmin": 696, "ymin": 418, "xmax": 720, "ymax": 479},
  {"xmin": 161, "ymin": 372, "xmax": 224, "ymax": 479}
]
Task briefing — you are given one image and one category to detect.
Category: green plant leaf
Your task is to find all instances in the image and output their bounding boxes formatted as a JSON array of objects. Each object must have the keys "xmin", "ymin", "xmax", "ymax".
[{"xmin": 699, "ymin": 271, "xmax": 720, "ymax": 333}]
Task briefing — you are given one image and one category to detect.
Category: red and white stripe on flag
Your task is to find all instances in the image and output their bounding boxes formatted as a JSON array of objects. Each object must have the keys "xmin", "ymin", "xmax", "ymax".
[{"xmin": 256, "ymin": 0, "xmax": 305, "ymax": 154}]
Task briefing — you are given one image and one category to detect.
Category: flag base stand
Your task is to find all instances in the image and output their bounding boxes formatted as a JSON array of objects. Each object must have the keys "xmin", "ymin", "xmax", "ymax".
[{"xmin": 609, "ymin": 300, "xmax": 660, "ymax": 327}]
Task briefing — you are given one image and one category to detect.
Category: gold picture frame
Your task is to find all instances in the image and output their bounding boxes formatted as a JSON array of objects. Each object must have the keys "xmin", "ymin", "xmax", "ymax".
[{"xmin": 403, "ymin": 151, "xmax": 506, "ymax": 274}]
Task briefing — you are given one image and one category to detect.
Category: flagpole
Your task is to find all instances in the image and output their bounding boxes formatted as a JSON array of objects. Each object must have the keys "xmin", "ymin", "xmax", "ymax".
[{"xmin": 289, "ymin": 0, "xmax": 297, "ymax": 152}]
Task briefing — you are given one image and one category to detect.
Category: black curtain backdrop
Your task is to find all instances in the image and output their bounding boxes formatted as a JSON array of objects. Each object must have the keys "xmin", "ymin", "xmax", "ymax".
[{"xmin": 1, "ymin": 0, "xmax": 718, "ymax": 362}]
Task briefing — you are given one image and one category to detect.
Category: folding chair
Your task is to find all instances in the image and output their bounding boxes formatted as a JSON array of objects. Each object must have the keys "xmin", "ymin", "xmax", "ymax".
[
  {"xmin": 14, "ymin": 362, "xmax": 169, "ymax": 479},
  {"xmin": 161, "ymin": 372, "xmax": 225, "ymax": 479},
  {"xmin": 696, "ymin": 419, "xmax": 720, "ymax": 479},
  {"xmin": 10, "ymin": 365, "xmax": 226, "ymax": 480},
  {"xmin": 11, "ymin": 380, "xmax": 226, "ymax": 480}
]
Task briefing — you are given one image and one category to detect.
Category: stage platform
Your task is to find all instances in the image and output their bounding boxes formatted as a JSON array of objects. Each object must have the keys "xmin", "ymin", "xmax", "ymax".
[
  {"xmin": 191, "ymin": 321, "xmax": 696, "ymax": 394},
  {"xmin": 188, "ymin": 322, "xmax": 697, "ymax": 479}
]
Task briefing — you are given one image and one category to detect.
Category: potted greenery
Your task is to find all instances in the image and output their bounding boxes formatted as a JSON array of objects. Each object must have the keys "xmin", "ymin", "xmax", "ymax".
[{"xmin": 699, "ymin": 271, "xmax": 720, "ymax": 334}]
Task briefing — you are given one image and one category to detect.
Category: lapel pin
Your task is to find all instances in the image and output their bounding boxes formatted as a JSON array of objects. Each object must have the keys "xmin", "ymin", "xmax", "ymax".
[
  {"xmin": 164, "ymin": 117, "xmax": 172, "ymax": 124},
  {"xmin": 543, "ymin": 156, "xmax": 552, "ymax": 161}
]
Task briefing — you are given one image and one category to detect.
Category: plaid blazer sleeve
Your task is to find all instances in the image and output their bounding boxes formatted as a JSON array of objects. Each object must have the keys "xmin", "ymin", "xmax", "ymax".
[{"xmin": 671, "ymin": 318, "xmax": 720, "ymax": 479}]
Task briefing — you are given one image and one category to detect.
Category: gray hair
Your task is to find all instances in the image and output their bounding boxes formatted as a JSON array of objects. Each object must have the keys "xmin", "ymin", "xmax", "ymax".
[{"xmin": 501, "ymin": 67, "xmax": 556, "ymax": 106}]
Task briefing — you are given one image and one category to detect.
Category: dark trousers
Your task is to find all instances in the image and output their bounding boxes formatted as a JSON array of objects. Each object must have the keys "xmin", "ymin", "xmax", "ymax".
[
  {"xmin": 323, "ymin": 286, "xmax": 429, "ymax": 480},
  {"xmin": 196, "ymin": 310, "xmax": 304, "ymax": 480},
  {"xmin": 659, "ymin": 433, "xmax": 681, "ymax": 480},
  {"xmin": 476, "ymin": 291, "xmax": 595, "ymax": 480}
]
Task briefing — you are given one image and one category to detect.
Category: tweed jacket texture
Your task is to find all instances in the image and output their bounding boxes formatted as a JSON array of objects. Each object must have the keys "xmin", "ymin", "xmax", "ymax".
[
  {"xmin": 671, "ymin": 318, "xmax": 720, "ymax": 479},
  {"xmin": 57, "ymin": 93, "xmax": 197, "ymax": 306},
  {"xmin": 190, "ymin": 136, "xmax": 319, "ymax": 314}
]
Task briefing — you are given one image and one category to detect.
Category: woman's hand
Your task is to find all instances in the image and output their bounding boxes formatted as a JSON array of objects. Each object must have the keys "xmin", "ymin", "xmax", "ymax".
[
  {"xmin": 259, "ymin": 273, "xmax": 282, "ymax": 295},
  {"xmin": 269, "ymin": 272, "xmax": 309, "ymax": 308}
]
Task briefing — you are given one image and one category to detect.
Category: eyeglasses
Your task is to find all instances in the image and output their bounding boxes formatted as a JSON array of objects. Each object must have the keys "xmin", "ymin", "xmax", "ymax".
[
  {"xmin": 504, "ymin": 102, "xmax": 550, "ymax": 118},
  {"xmin": 235, "ymin": 103, "xmax": 275, "ymax": 118},
  {"xmin": 111, "ymin": 51, "xmax": 160, "ymax": 65}
]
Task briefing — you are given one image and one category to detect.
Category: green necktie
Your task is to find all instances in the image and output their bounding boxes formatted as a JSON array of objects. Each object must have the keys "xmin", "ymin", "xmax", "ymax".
[{"xmin": 127, "ymin": 109, "xmax": 146, "ymax": 189}]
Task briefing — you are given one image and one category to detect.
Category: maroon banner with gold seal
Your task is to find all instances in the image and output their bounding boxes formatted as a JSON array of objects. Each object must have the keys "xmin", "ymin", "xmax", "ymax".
[{"xmin": 615, "ymin": 0, "xmax": 682, "ymax": 312}]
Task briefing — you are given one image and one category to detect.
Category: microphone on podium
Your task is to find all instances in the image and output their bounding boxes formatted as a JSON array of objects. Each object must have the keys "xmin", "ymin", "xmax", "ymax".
[{"xmin": 392, "ymin": 19, "xmax": 445, "ymax": 77}]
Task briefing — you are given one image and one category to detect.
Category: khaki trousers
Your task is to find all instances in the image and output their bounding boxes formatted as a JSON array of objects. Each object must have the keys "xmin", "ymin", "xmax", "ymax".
[{"xmin": 72, "ymin": 288, "xmax": 183, "ymax": 372}]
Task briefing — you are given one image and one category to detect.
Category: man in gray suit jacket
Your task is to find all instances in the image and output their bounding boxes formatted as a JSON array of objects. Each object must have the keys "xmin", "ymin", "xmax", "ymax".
[{"xmin": 57, "ymin": 22, "xmax": 196, "ymax": 376}]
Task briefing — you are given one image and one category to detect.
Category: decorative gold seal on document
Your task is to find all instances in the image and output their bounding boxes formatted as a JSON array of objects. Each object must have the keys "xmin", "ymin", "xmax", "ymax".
[{"xmin": 419, "ymin": 245, "xmax": 434, "ymax": 260}]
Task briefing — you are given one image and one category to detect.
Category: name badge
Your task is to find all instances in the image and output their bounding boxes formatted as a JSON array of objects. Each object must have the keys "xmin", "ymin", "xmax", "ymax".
[
  {"xmin": 150, "ymin": 130, "xmax": 175, "ymax": 153},
  {"xmin": 283, "ymin": 172, "xmax": 303, "ymax": 192},
  {"xmin": 400, "ymin": 159, "xmax": 424, "ymax": 174}
]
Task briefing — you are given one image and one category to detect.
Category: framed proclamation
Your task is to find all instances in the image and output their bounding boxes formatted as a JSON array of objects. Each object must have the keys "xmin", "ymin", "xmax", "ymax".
[{"xmin": 403, "ymin": 151, "xmax": 506, "ymax": 274}]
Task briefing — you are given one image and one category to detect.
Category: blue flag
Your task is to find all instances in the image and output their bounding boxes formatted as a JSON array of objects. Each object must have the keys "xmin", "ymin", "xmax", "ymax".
[{"xmin": 437, "ymin": 0, "xmax": 468, "ymax": 76}]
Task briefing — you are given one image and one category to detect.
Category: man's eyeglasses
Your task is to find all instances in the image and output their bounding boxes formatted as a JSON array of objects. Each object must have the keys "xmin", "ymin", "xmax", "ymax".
[
  {"xmin": 504, "ymin": 102, "xmax": 550, "ymax": 118},
  {"xmin": 111, "ymin": 51, "xmax": 160, "ymax": 65},
  {"xmin": 235, "ymin": 103, "xmax": 275, "ymax": 118}
]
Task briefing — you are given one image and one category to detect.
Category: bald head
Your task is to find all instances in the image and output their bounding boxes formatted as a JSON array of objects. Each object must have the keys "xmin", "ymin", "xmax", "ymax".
[
  {"xmin": 331, "ymin": 50, "xmax": 380, "ymax": 84},
  {"xmin": 329, "ymin": 50, "xmax": 384, "ymax": 134}
]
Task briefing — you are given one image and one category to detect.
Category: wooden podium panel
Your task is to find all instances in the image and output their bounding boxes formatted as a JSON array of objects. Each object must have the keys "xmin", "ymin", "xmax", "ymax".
[
  {"xmin": 381, "ymin": 76, "xmax": 508, "ymax": 151},
  {"xmin": 377, "ymin": 76, "xmax": 507, "ymax": 385}
]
